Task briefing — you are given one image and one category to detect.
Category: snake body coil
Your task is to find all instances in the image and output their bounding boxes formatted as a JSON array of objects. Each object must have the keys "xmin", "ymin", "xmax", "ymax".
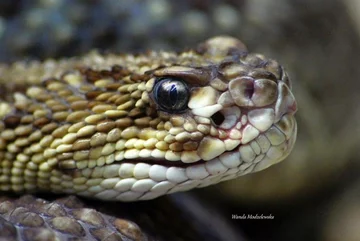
[{"xmin": 0, "ymin": 36, "xmax": 297, "ymax": 201}]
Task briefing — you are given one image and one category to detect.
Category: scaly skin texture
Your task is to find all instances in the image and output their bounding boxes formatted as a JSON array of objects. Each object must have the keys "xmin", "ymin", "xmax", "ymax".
[{"xmin": 0, "ymin": 36, "xmax": 297, "ymax": 202}]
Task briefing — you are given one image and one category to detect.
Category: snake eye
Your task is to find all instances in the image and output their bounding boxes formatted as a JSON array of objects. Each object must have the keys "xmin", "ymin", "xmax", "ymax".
[{"xmin": 154, "ymin": 77, "xmax": 190, "ymax": 112}]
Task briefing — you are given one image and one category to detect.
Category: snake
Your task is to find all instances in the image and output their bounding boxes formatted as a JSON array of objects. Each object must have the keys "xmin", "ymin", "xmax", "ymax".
[{"xmin": 0, "ymin": 36, "xmax": 297, "ymax": 240}]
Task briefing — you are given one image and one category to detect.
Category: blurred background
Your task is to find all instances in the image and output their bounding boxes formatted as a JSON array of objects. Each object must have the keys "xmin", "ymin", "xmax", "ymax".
[{"xmin": 1, "ymin": 0, "xmax": 360, "ymax": 240}]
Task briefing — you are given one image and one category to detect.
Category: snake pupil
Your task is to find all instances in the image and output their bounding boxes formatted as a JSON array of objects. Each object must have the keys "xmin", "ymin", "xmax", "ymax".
[{"xmin": 154, "ymin": 77, "xmax": 189, "ymax": 112}]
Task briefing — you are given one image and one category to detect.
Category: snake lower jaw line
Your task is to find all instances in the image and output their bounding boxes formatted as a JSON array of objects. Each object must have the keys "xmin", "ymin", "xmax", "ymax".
[
  {"xmin": 0, "ymin": 36, "xmax": 297, "ymax": 201},
  {"xmin": 62, "ymin": 113, "xmax": 297, "ymax": 202}
]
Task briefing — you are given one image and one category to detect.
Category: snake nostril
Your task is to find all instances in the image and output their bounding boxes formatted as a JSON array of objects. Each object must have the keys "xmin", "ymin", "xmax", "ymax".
[{"xmin": 210, "ymin": 111, "xmax": 225, "ymax": 126}]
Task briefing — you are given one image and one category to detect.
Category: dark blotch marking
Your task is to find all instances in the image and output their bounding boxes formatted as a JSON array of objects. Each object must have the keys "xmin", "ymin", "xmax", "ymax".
[
  {"xmin": 85, "ymin": 91, "xmax": 103, "ymax": 100},
  {"xmin": 130, "ymin": 73, "xmax": 150, "ymax": 82},
  {"xmin": 111, "ymin": 65, "xmax": 130, "ymax": 80},
  {"xmin": 81, "ymin": 68, "xmax": 104, "ymax": 83},
  {"xmin": 3, "ymin": 115, "xmax": 21, "ymax": 129},
  {"xmin": 33, "ymin": 117, "xmax": 51, "ymax": 128}
]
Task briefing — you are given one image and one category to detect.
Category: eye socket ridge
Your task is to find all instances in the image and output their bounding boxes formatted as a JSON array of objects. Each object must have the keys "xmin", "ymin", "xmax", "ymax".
[{"xmin": 153, "ymin": 77, "xmax": 190, "ymax": 113}]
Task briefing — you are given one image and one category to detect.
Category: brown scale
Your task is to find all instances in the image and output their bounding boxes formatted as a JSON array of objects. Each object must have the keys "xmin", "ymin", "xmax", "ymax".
[{"xmin": 3, "ymin": 116, "xmax": 22, "ymax": 129}]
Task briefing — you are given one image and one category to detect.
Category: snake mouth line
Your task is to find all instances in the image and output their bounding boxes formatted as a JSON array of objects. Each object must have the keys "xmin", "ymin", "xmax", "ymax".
[{"xmin": 119, "ymin": 158, "xmax": 209, "ymax": 168}]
